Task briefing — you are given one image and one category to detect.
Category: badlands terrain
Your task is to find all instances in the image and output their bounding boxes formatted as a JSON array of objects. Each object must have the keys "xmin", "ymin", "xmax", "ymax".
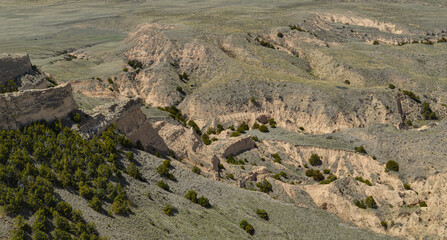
[{"xmin": 1, "ymin": 0, "xmax": 447, "ymax": 239}]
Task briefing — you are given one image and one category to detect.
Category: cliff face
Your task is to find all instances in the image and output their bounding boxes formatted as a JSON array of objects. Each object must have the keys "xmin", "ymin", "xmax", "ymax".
[
  {"xmin": 0, "ymin": 83, "xmax": 78, "ymax": 129},
  {"xmin": 80, "ymin": 98, "xmax": 169, "ymax": 154},
  {"xmin": 0, "ymin": 54, "xmax": 32, "ymax": 84}
]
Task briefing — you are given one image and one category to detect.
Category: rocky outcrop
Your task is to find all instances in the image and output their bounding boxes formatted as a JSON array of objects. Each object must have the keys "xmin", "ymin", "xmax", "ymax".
[
  {"xmin": 0, "ymin": 54, "xmax": 47, "ymax": 90},
  {"xmin": 215, "ymin": 136, "xmax": 256, "ymax": 158},
  {"xmin": 80, "ymin": 98, "xmax": 169, "ymax": 154},
  {"xmin": 0, "ymin": 54, "xmax": 32, "ymax": 84},
  {"xmin": 0, "ymin": 83, "xmax": 77, "ymax": 129},
  {"xmin": 238, "ymin": 166, "xmax": 269, "ymax": 188}
]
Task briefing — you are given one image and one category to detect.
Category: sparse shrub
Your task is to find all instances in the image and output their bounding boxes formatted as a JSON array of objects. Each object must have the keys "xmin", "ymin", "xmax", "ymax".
[
  {"xmin": 179, "ymin": 72, "xmax": 188, "ymax": 81},
  {"xmin": 226, "ymin": 173, "xmax": 235, "ymax": 180},
  {"xmin": 188, "ymin": 120, "xmax": 202, "ymax": 136},
  {"xmin": 373, "ymin": 40, "xmax": 380, "ymax": 45},
  {"xmin": 175, "ymin": 86, "xmax": 185, "ymax": 95},
  {"xmin": 226, "ymin": 155, "xmax": 238, "ymax": 164},
  {"xmin": 237, "ymin": 122, "xmax": 249, "ymax": 133},
  {"xmin": 123, "ymin": 68, "xmax": 129, "ymax": 72},
  {"xmin": 422, "ymin": 102, "xmax": 438, "ymax": 120},
  {"xmin": 355, "ymin": 176, "xmax": 372, "ymax": 186},
  {"xmin": 252, "ymin": 136, "xmax": 259, "ymax": 142},
  {"xmin": 403, "ymin": 184, "xmax": 411, "ymax": 190},
  {"xmin": 388, "ymin": 84, "xmax": 396, "ymax": 89},
  {"xmin": 354, "ymin": 146, "xmax": 367, "ymax": 154},
  {"xmin": 258, "ymin": 125, "xmax": 269, "ymax": 132},
  {"xmin": 198, "ymin": 196, "xmax": 211, "ymax": 208},
  {"xmin": 419, "ymin": 201, "xmax": 427, "ymax": 207},
  {"xmin": 381, "ymin": 220, "xmax": 388, "ymax": 230},
  {"xmin": 89, "ymin": 196, "xmax": 102, "ymax": 212},
  {"xmin": 268, "ymin": 118, "xmax": 276, "ymax": 127},
  {"xmin": 256, "ymin": 180, "xmax": 272, "ymax": 193},
  {"xmin": 192, "ymin": 166, "xmax": 201, "ymax": 174},
  {"xmin": 321, "ymin": 174, "xmax": 337, "ymax": 184},
  {"xmin": 252, "ymin": 122, "xmax": 260, "ymax": 129},
  {"xmin": 185, "ymin": 190, "xmax": 198, "ymax": 203},
  {"xmin": 277, "ymin": 32, "xmax": 284, "ymax": 38},
  {"xmin": 305, "ymin": 169, "xmax": 315, "ymax": 177},
  {"xmin": 365, "ymin": 196, "xmax": 378, "ymax": 209},
  {"xmin": 323, "ymin": 169, "xmax": 330, "ymax": 174},
  {"xmin": 308, "ymin": 154, "xmax": 322, "ymax": 166},
  {"xmin": 402, "ymin": 90, "xmax": 421, "ymax": 103},
  {"xmin": 127, "ymin": 60, "xmax": 143, "ymax": 69},
  {"xmin": 164, "ymin": 205, "xmax": 173, "ymax": 216},
  {"xmin": 230, "ymin": 131, "xmax": 241, "ymax": 137},
  {"xmin": 201, "ymin": 134, "xmax": 212, "ymax": 145},
  {"xmin": 126, "ymin": 162, "xmax": 142, "ymax": 180},
  {"xmin": 385, "ymin": 160, "xmax": 399, "ymax": 172},
  {"xmin": 259, "ymin": 39, "xmax": 274, "ymax": 48},
  {"xmin": 156, "ymin": 161, "xmax": 175, "ymax": 180},
  {"xmin": 72, "ymin": 113, "xmax": 82, "ymax": 123},
  {"xmin": 354, "ymin": 199, "xmax": 366, "ymax": 209},
  {"xmin": 344, "ymin": 80, "xmax": 351, "ymax": 85},
  {"xmin": 312, "ymin": 170, "xmax": 324, "ymax": 181},
  {"xmin": 216, "ymin": 124, "xmax": 224, "ymax": 134},
  {"xmin": 271, "ymin": 153, "xmax": 281, "ymax": 163},
  {"xmin": 157, "ymin": 181, "xmax": 170, "ymax": 191},
  {"xmin": 299, "ymin": 127, "xmax": 304, "ymax": 131},
  {"xmin": 256, "ymin": 209, "xmax": 269, "ymax": 220},
  {"xmin": 239, "ymin": 219, "xmax": 255, "ymax": 235}
]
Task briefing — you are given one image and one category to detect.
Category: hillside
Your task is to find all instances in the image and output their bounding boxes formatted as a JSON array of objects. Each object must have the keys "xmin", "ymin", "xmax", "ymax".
[{"xmin": 1, "ymin": 0, "xmax": 447, "ymax": 239}]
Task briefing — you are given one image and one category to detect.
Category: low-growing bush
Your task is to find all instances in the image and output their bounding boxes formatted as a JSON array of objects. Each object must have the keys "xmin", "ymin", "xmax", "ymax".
[
  {"xmin": 354, "ymin": 199, "xmax": 366, "ymax": 209},
  {"xmin": 192, "ymin": 166, "xmax": 201, "ymax": 175},
  {"xmin": 198, "ymin": 196, "xmax": 211, "ymax": 208},
  {"xmin": 308, "ymin": 154, "xmax": 322, "ymax": 166},
  {"xmin": 304, "ymin": 168, "xmax": 314, "ymax": 177},
  {"xmin": 239, "ymin": 219, "xmax": 255, "ymax": 235},
  {"xmin": 258, "ymin": 125, "xmax": 269, "ymax": 132},
  {"xmin": 381, "ymin": 220, "xmax": 388, "ymax": 230},
  {"xmin": 419, "ymin": 201, "xmax": 427, "ymax": 207},
  {"xmin": 164, "ymin": 205, "xmax": 173, "ymax": 216},
  {"xmin": 402, "ymin": 90, "xmax": 421, "ymax": 103},
  {"xmin": 403, "ymin": 183, "xmax": 411, "ymax": 190},
  {"xmin": 385, "ymin": 160, "xmax": 399, "ymax": 172},
  {"xmin": 256, "ymin": 180, "xmax": 272, "ymax": 193},
  {"xmin": 126, "ymin": 162, "xmax": 143, "ymax": 180},
  {"xmin": 188, "ymin": 120, "xmax": 202, "ymax": 136},
  {"xmin": 422, "ymin": 102, "xmax": 438, "ymax": 120},
  {"xmin": 312, "ymin": 170, "xmax": 324, "ymax": 181},
  {"xmin": 323, "ymin": 169, "xmax": 330, "ymax": 174},
  {"xmin": 256, "ymin": 209, "xmax": 269, "ymax": 220},
  {"xmin": 201, "ymin": 134, "xmax": 212, "ymax": 145},
  {"xmin": 277, "ymin": 32, "xmax": 284, "ymax": 38},
  {"xmin": 157, "ymin": 181, "xmax": 170, "ymax": 191},
  {"xmin": 388, "ymin": 84, "xmax": 396, "ymax": 89},
  {"xmin": 226, "ymin": 173, "xmax": 235, "ymax": 180},
  {"xmin": 271, "ymin": 153, "xmax": 281, "ymax": 163},
  {"xmin": 185, "ymin": 190, "xmax": 198, "ymax": 203},
  {"xmin": 355, "ymin": 176, "xmax": 372, "ymax": 186},
  {"xmin": 230, "ymin": 131, "xmax": 241, "ymax": 137},
  {"xmin": 354, "ymin": 146, "xmax": 367, "ymax": 154},
  {"xmin": 365, "ymin": 196, "xmax": 378, "ymax": 209}
]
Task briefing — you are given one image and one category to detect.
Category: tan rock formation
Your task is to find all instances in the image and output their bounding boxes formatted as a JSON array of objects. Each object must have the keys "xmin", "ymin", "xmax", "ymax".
[
  {"xmin": 0, "ymin": 83, "xmax": 77, "ymax": 129},
  {"xmin": 80, "ymin": 98, "xmax": 169, "ymax": 153}
]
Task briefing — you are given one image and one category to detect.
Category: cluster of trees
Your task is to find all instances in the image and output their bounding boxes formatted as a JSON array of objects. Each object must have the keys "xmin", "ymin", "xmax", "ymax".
[{"xmin": 0, "ymin": 121, "xmax": 138, "ymax": 238}]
